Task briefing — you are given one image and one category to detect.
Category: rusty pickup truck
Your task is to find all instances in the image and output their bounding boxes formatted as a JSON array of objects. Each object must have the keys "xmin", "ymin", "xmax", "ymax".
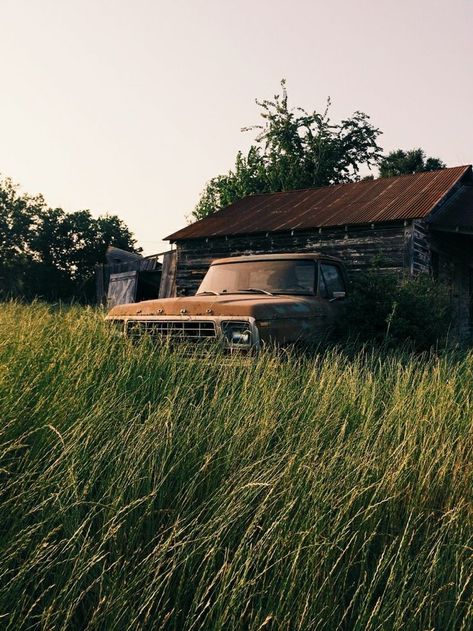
[{"xmin": 106, "ymin": 253, "xmax": 347, "ymax": 351}]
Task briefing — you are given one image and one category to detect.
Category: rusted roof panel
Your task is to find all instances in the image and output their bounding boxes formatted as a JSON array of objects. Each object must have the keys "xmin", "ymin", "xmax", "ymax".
[{"xmin": 167, "ymin": 166, "xmax": 472, "ymax": 241}]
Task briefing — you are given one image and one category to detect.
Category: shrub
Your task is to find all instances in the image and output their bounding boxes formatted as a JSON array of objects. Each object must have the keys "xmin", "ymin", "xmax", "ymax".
[{"xmin": 342, "ymin": 271, "xmax": 452, "ymax": 350}]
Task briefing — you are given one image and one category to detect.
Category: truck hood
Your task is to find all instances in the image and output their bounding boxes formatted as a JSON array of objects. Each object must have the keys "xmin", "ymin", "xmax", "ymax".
[{"xmin": 107, "ymin": 294, "xmax": 323, "ymax": 320}]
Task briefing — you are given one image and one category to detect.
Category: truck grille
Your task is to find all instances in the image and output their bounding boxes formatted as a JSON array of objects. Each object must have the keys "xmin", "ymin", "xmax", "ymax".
[{"xmin": 126, "ymin": 320, "xmax": 217, "ymax": 342}]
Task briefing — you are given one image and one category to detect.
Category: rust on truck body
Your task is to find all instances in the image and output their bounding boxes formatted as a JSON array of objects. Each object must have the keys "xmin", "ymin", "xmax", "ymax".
[{"xmin": 106, "ymin": 253, "xmax": 347, "ymax": 349}]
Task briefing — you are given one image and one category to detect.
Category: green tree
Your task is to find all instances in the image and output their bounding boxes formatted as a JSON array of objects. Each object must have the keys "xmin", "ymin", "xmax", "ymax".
[
  {"xmin": 32, "ymin": 208, "xmax": 137, "ymax": 298},
  {"xmin": 0, "ymin": 175, "xmax": 138, "ymax": 300},
  {"xmin": 0, "ymin": 177, "xmax": 46, "ymax": 296},
  {"xmin": 193, "ymin": 80, "xmax": 383, "ymax": 220},
  {"xmin": 379, "ymin": 148, "xmax": 446, "ymax": 178}
]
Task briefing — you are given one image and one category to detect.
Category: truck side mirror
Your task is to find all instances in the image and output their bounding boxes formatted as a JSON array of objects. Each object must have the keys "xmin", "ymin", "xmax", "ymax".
[{"xmin": 330, "ymin": 291, "xmax": 346, "ymax": 301}]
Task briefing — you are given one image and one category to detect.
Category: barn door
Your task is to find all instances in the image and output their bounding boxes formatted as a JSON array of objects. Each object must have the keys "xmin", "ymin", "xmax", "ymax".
[
  {"xmin": 107, "ymin": 271, "xmax": 138, "ymax": 308},
  {"xmin": 159, "ymin": 251, "xmax": 177, "ymax": 298}
]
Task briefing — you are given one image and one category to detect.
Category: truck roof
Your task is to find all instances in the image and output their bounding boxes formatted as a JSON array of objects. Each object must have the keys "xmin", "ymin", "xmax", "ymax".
[{"xmin": 211, "ymin": 253, "xmax": 343, "ymax": 265}]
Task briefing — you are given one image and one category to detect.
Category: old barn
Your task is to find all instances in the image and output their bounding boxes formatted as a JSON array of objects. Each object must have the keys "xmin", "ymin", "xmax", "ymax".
[{"xmin": 166, "ymin": 165, "xmax": 473, "ymax": 334}]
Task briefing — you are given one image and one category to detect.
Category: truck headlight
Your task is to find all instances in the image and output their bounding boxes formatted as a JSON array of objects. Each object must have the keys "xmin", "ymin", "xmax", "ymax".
[{"xmin": 221, "ymin": 321, "xmax": 253, "ymax": 346}]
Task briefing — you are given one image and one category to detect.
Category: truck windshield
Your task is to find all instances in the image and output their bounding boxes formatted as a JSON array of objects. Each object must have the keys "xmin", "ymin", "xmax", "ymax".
[{"xmin": 197, "ymin": 259, "xmax": 316, "ymax": 295}]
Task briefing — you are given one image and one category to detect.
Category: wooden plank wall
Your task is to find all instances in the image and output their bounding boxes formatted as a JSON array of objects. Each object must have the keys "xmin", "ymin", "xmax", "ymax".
[
  {"xmin": 174, "ymin": 222, "xmax": 413, "ymax": 296},
  {"xmin": 411, "ymin": 220, "xmax": 432, "ymax": 274},
  {"xmin": 429, "ymin": 231, "xmax": 473, "ymax": 339},
  {"xmin": 96, "ymin": 258, "xmax": 161, "ymax": 304},
  {"xmin": 159, "ymin": 250, "xmax": 177, "ymax": 298}
]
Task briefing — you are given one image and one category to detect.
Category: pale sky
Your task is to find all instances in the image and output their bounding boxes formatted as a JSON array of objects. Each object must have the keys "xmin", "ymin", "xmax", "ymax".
[{"xmin": 1, "ymin": 0, "xmax": 472, "ymax": 254}]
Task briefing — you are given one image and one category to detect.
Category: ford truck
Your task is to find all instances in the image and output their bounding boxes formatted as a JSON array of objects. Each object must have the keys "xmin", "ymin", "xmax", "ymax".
[{"xmin": 106, "ymin": 253, "xmax": 348, "ymax": 350}]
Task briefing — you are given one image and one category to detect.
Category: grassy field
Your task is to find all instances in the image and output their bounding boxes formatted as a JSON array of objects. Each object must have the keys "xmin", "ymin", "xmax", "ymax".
[{"xmin": 0, "ymin": 303, "xmax": 472, "ymax": 630}]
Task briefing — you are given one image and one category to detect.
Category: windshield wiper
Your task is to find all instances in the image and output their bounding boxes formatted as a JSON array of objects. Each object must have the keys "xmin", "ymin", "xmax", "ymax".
[
  {"xmin": 236, "ymin": 288, "xmax": 274, "ymax": 296},
  {"xmin": 196, "ymin": 290, "xmax": 220, "ymax": 296}
]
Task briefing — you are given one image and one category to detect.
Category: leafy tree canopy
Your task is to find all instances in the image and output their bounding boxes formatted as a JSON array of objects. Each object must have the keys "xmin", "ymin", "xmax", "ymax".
[
  {"xmin": 0, "ymin": 176, "xmax": 138, "ymax": 300},
  {"xmin": 379, "ymin": 148, "xmax": 446, "ymax": 178},
  {"xmin": 193, "ymin": 80, "xmax": 383, "ymax": 221}
]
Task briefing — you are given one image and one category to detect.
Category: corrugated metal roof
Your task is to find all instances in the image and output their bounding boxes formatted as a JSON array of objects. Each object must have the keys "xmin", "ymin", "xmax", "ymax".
[{"xmin": 166, "ymin": 166, "xmax": 472, "ymax": 241}]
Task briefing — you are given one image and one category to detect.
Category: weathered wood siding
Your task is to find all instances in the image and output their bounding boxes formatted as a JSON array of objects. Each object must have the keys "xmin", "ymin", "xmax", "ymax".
[
  {"xmin": 411, "ymin": 220, "xmax": 432, "ymax": 274},
  {"xmin": 409, "ymin": 223, "xmax": 473, "ymax": 339},
  {"xmin": 158, "ymin": 250, "xmax": 177, "ymax": 298},
  {"xmin": 428, "ymin": 231, "xmax": 473, "ymax": 339},
  {"xmin": 174, "ymin": 222, "xmax": 413, "ymax": 296}
]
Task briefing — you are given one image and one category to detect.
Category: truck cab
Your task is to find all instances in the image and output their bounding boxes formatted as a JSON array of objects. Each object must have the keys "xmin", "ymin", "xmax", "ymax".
[{"xmin": 106, "ymin": 253, "xmax": 347, "ymax": 350}]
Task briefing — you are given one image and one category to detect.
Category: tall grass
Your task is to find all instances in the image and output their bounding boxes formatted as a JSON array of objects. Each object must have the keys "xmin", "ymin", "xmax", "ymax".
[{"xmin": 0, "ymin": 303, "xmax": 471, "ymax": 630}]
